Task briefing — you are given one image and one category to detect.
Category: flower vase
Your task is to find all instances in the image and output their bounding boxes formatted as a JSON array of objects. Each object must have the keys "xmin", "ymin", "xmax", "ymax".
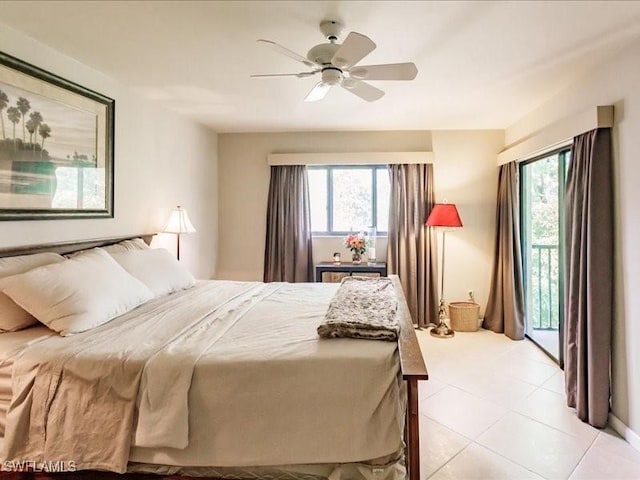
[{"xmin": 352, "ymin": 252, "xmax": 362, "ymax": 264}]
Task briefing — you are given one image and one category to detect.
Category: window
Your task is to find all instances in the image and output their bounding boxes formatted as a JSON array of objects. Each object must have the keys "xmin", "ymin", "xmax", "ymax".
[{"xmin": 307, "ymin": 165, "xmax": 389, "ymax": 235}]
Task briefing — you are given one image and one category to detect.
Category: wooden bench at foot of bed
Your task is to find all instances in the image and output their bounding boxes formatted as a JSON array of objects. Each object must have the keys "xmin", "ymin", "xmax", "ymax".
[{"xmin": 395, "ymin": 279, "xmax": 429, "ymax": 480}]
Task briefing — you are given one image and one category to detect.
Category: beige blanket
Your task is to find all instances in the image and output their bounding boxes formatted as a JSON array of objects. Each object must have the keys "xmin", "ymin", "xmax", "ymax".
[
  {"xmin": 318, "ymin": 277, "xmax": 398, "ymax": 341},
  {"xmin": 2, "ymin": 280, "xmax": 403, "ymax": 472}
]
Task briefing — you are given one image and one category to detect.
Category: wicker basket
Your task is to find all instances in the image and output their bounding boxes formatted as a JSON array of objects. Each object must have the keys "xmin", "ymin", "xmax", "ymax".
[{"xmin": 448, "ymin": 302, "xmax": 480, "ymax": 332}]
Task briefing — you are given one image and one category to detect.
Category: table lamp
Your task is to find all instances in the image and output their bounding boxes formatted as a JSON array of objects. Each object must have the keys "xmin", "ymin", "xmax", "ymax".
[{"xmin": 164, "ymin": 206, "xmax": 196, "ymax": 260}]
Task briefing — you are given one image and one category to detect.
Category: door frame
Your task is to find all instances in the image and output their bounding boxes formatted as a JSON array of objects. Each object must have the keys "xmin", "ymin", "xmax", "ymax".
[{"xmin": 519, "ymin": 147, "xmax": 571, "ymax": 368}]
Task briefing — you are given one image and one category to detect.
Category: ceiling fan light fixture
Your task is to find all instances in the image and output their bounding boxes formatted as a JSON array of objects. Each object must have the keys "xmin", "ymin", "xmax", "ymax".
[
  {"xmin": 305, "ymin": 82, "xmax": 331, "ymax": 102},
  {"xmin": 322, "ymin": 68, "xmax": 342, "ymax": 86}
]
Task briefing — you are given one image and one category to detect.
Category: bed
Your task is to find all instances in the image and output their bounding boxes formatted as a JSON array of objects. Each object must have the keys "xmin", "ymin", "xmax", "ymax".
[{"xmin": 0, "ymin": 234, "xmax": 428, "ymax": 480}]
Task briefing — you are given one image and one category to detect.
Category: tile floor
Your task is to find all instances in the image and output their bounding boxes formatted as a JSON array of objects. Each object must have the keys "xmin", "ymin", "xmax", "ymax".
[{"xmin": 416, "ymin": 328, "xmax": 640, "ymax": 479}]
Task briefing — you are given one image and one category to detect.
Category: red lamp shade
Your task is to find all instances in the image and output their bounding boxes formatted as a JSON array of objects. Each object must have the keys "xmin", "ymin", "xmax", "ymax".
[{"xmin": 425, "ymin": 203, "xmax": 463, "ymax": 227}]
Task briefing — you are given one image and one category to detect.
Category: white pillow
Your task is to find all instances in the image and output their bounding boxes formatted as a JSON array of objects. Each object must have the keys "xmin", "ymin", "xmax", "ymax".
[
  {"xmin": 0, "ymin": 252, "xmax": 65, "ymax": 332},
  {"xmin": 101, "ymin": 238, "xmax": 151, "ymax": 254},
  {"xmin": 110, "ymin": 248, "xmax": 195, "ymax": 297},
  {"xmin": 66, "ymin": 237, "xmax": 150, "ymax": 259},
  {"xmin": 2, "ymin": 249, "xmax": 154, "ymax": 336}
]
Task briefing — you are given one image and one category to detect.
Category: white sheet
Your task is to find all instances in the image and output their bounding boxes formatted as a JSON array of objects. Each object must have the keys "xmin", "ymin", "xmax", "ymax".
[
  {"xmin": 2, "ymin": 280, "xmax": 404, "ymax": 472},
  {"xmin": 0, "ymin": 326, "xmax": 54, "ymax": 436},
  {"xmin": 131, "ymin": 281, "xmax": 404, "ymax": 467},
  {"xmin": 134, "ymin": 282, "xmax": 278, "ymax": 449}
]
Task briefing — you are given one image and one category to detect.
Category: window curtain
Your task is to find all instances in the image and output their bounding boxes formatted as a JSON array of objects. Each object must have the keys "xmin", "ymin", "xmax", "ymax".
[
  {"xmin": 564, "ymin": 128, "xmax": 613, "ymax": 428},
  {"xmin": 387, "ymin": 164, "xmax": 438, "ymax": 327},
  {"xmin": 264, "ymin": 165, "xmax": 314, "ymax": 283},
  {"xmin": 483, "ymin": 161, "xmax": 525, "ymax": 340}
]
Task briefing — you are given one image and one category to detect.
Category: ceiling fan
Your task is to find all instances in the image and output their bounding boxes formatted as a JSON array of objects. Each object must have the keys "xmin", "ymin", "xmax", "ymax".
[{"xmin": 251, "ymin": 20, "xmax": 418, "ymax": 102}]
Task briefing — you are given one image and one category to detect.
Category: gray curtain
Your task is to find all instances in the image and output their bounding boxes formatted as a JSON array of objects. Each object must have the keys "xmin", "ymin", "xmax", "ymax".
[
  {"xmin": 387, "ymin": 164, "xmax": 438, "ymax": 327},
  {"xmin": 264, "ymin": 165, "xmax": 314, "ymax": 283},
  {"xmin": 564, "ymin": 128, "xmax": 613, "ymax": 428},
  {"xmin": 483, "ymin": 161, "xmax": 525, "ymax": 340}
]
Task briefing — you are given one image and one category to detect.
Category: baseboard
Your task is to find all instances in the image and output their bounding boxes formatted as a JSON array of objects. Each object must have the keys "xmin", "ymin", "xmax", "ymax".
[{"xmin": 609, "ymin": 413, "xmax": 640, "ymax": 453}]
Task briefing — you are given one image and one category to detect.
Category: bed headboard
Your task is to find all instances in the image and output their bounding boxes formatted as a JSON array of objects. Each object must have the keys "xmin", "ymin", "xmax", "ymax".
[{"xmin": 0, "ymin": 233, "xmax": 156, "ymax": 258}]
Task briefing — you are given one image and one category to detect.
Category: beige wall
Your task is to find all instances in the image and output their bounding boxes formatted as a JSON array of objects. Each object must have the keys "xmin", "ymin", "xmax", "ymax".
[
  {"xmin": 505, "ymin": 38, "xmax": 640, "ymax": 443},
  {"xmin": 431, "ymin": 130, "xmax": 504, "ymax": 310},
  {"xmin": 217, "ymin": 129, "xmax": 503, "ymax": 313},
  {"xmin": 0, "ymin": 23, "xmax": 218, "ymax": 279}
]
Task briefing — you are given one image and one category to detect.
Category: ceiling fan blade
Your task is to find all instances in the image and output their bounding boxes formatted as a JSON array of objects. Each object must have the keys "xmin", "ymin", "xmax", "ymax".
[
  {"xmin": 304, "ymin": 82, "xmax": 331, "ymax": 102},
  {"xmin": 341, "ymin": 79, "xmax": 384, "ymax": 102},
  {"xmin": 348, "ymin": 62, "xmax": 418, "ymax": 81},
  {"xmin": 251, "ymin": 71, "xmax": 319, "ymax": 78},
  {"xmin": 257, "ymin": 39, "xmax": 317, "ymax": 68},
  {"xmin": 331, "ymin": 32, "xmax": 376, "ymax": 68}
]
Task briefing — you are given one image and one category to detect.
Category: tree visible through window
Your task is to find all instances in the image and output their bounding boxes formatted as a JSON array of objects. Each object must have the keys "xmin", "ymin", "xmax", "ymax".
[{"xmin": 307, "ymin": 165, "xmax": 389, "ymax": 234}]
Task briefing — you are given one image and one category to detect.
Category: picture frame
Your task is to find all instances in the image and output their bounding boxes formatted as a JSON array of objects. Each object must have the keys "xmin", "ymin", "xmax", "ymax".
[{"xmin": 0, "ymin": 51, "xmax": 114, "ymax": 220}]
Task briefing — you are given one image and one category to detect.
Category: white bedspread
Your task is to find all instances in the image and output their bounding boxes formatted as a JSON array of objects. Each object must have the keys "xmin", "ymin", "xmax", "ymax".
[{"xmin": 1, "ymin": 280, "xmax": 403, "ymax": 472}]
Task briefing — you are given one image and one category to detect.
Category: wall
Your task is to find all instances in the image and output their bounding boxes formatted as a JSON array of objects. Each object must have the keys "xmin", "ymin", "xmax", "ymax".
[
  {"xmin": 431, "ymin": 130, "xmax": 504, "ymax": 309},
  {"xmin": 0, "ymin": 23, "xmax": 218, "ymax": 279},
  {"xmin": 217, "ymin": 129, "xmax": 503, "ymax": 313},
  {"xmin": 505, "ymin": 38, "xmax": 640, "ymax": 446}
]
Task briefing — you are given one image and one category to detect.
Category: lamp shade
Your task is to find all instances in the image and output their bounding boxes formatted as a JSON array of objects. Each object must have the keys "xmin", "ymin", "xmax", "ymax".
[
  {"xmin": 164, "ymin": 206, "xmax": 196, "ymax": 234},
  {"xmin": 425, "ymin": 203, "xmax": 463, "ymax": 227}
]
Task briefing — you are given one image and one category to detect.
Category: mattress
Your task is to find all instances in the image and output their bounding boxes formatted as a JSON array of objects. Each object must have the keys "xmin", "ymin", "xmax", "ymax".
[
  {"xmin": 2, "ymin": 280, "xmax": 405, "ymax": 474},
  {"xmin": 0, "ymin": 326, "xmax": 54, "ymax": 436}
]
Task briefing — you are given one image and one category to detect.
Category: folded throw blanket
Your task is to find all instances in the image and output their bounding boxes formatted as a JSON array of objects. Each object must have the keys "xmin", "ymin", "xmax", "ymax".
[{"xmin": 318, "ymin": 276, "xmax": 399, "ymax": 341}]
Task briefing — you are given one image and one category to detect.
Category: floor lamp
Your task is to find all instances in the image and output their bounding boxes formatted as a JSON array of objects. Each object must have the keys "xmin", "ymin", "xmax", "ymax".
[
  {"xmin": 426, "ymin": 203, "xmax": 463, "ymax": 338},
  {"xmin": 164, "ymin": 206, "xmax": 196, "ymax": 260}
]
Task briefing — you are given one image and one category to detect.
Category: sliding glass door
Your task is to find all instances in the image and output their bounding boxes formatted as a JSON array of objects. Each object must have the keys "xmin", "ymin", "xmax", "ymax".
[{"xmin": 520, "ymin": 148, "xmax": 570, "ymax": 365}]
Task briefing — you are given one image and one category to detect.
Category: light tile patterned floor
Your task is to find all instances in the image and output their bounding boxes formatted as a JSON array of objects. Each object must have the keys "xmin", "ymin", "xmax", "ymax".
[{"xmin": 417, "ymin": 328, "xmax": 640, "ymax": 480}]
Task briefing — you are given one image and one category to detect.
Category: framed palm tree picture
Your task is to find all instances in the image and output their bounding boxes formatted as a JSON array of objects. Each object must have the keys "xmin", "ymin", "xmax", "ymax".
[{"xmin": 0, "ymin": 51, "xmax": 114, "ymax": 220}]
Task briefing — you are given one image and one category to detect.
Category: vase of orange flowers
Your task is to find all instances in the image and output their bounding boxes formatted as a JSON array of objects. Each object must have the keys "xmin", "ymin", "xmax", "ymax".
[{"xmin": 344, "ymin": 232, "xmax": 367, "ymax": 264}]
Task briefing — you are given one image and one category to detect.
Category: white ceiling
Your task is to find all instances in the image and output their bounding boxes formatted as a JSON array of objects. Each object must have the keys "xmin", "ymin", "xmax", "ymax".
[{"xmin": 2, "ymin": 1, "xmax": 640, "ymax": 132}]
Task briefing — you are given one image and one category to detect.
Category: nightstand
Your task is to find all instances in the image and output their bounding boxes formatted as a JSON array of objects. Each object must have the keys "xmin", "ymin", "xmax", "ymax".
[{"xmin": 314, "ymin": 262, "xmax": 388, "ymax": 283}]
